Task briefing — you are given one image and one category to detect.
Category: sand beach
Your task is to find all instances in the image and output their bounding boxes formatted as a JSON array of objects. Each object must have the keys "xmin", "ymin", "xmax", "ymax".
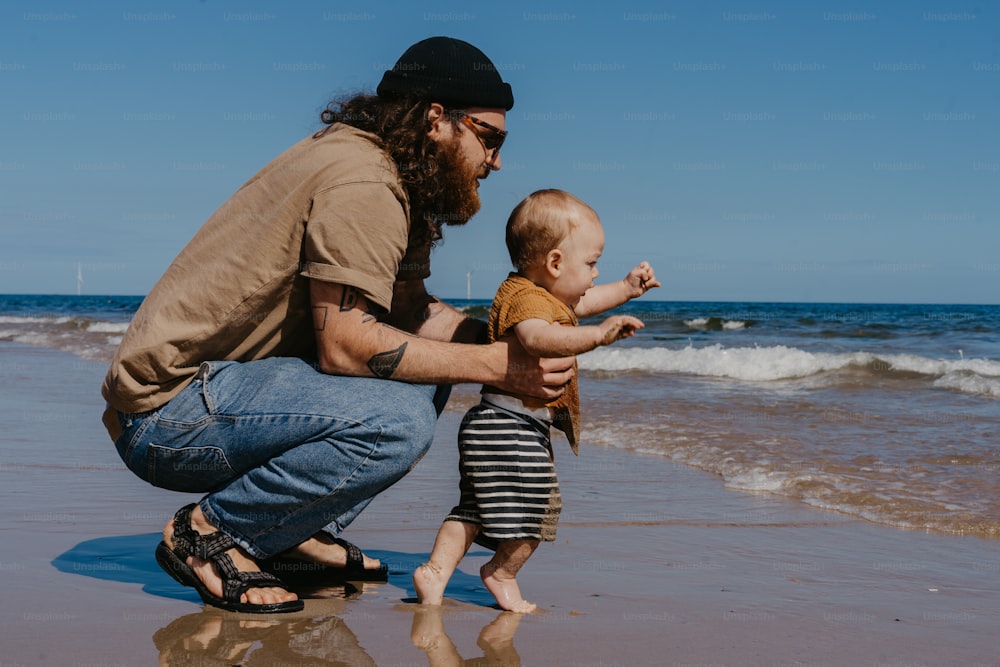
[{"xmin": 1, "ymin": 342, "xmax": 998, "ymax": 666}]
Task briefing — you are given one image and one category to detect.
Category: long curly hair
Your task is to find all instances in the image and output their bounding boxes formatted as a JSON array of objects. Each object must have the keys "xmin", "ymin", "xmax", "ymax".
[{"xmin": 317, "ymin": 94, "xmax": 460, "ymax": 250}]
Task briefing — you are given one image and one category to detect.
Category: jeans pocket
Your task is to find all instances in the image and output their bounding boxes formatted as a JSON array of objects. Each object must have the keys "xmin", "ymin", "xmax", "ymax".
[
  {"xmin": 115, "ymin": 411, "xmax": 158, "ymax": 482},
  {"xmin": 147, "ymin": 442, "xmax": 236, "ymax": 492}
]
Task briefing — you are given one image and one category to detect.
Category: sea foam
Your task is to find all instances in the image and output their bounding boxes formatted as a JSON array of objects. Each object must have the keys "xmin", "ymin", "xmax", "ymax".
[
  {"xmin": 85, "ymin": 321, "xmax": 130, "ymax": 333},
  {"xmin": 580, "ymin": 344, "xmax": 1000, "ymax": 397},
  {"xmin": 580, "ymin": 344, "xmax": 861, "ymax": 381}
]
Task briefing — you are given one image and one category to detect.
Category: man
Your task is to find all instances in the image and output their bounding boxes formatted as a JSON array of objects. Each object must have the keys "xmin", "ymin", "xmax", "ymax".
[{"xmin": 101, "ymin": 37, "xmax": 574, "ymax": 614}]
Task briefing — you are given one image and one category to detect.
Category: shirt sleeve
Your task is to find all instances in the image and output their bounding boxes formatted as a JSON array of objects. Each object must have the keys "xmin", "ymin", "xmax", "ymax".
[{"xmin": 300, "ymin": 181, "xmax": 409, "ymax": 312}]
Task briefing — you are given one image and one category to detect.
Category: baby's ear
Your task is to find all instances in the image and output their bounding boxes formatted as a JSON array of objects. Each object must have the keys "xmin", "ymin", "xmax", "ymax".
[{"xmin": 544, "ymin": 249, "xmax": 562, "ymax": 277}]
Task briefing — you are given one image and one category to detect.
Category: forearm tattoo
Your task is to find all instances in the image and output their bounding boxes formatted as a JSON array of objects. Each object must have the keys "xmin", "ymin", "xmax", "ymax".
[
  {"xmin": 312, "ymin": 306, "xmax": 328, "ymax": 331},
  {"xmin": 367, "ymin": 342, "xmax": 407, "ymax": 378},
  {"xmin": 339, "ymin": 286, "xmax": 359, "ymax": 312}
]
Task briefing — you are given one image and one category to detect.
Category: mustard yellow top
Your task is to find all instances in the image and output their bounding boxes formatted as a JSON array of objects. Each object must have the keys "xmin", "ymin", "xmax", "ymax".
[{"xmin": 483, "ymin": 273, "xmax": 581, "ymax": 455}]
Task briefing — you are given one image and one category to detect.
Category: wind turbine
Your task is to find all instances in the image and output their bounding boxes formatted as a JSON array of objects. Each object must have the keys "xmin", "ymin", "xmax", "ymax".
[{"xmin": 77, "ymin": 263, "xmax": 83, "ymax": 295}]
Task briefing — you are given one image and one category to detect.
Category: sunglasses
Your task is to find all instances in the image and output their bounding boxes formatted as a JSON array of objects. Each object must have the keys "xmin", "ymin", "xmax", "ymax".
[{"xmin": 451, "ymin": 110, "xmax": 507, "ymax": 161}]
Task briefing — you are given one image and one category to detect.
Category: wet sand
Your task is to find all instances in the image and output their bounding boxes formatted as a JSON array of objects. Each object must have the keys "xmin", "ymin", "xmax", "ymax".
[{"xmin": 1, "ymin": 343, "xmax": 998, "ymax": 666}]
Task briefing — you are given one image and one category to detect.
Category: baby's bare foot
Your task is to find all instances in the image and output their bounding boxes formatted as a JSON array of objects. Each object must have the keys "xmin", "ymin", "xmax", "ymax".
[
  {"xmin": 481, "ymin": 563, "xmax": 536, "ymax": 613},
  {"xmin": 413, "ymin": 561, "xmax": 446, "ymax": 605}
]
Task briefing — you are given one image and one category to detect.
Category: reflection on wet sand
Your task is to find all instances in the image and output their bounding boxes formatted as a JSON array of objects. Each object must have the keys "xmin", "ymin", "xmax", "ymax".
[
  {"xmin": 411, "ymin": 605, "xmax": 523, "ymax": 667},
  {"xmin": 154, "ymin": 586, "xmax": 525, "ymax": 667},
  {"xmin": 153, "ymin": 585, "xmax": 377, "ymax": 667}
]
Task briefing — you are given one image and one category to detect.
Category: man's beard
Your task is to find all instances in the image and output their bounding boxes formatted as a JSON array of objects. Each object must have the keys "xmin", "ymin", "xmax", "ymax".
[{"xmin": 421, "ymin": 136, "xmax": 488, "ymax": 228}]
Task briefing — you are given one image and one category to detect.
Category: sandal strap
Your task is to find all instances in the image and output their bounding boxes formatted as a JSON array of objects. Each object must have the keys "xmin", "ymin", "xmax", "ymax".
[
  {"xmin": 332, "ymin": 536, "xmax": 364, "ymax": 568},
  {"xmin": 169, "ymin": 504, "xmax": 201, "ymax": 560},
  {"xmin": 220, "ymin": 566, "xmax": 293, "ymax": 602},
  {"xmin": 210, "ymin": 548, "xmax": 293, "ymax": 602},
  {"xmin": 168, "ymin": 503, "xmax": 294, "ymax": 605},
  {"xmin": 169, "ymin": 504, "xmax": 239, "ymax": 561},
  {"xmin": 191, "ymin": 530, "xmax": 238, "ymax": 562}
]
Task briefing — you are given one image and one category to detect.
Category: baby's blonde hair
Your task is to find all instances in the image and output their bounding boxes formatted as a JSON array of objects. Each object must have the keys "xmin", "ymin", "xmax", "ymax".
[{"xmin": 505, "ymin": 189, "xmax": 598, "ymax": 272}]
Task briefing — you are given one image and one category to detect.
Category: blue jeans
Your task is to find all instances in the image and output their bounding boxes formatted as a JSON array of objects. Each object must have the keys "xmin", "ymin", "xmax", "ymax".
[{"xmin": 113, "ymin": 358, "xmax": 449, "ymax": 559}]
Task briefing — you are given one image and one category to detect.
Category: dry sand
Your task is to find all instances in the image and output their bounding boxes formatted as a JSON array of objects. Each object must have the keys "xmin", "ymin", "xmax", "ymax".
[{"xmin": 1, "ymin": 343, "xmax": 998, "ymax": 666}]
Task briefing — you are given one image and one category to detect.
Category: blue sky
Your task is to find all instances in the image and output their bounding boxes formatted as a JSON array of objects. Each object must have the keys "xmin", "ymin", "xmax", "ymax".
[{"xmin": 1, "ymin": 1, "xmax": 996, "ymax": 303}]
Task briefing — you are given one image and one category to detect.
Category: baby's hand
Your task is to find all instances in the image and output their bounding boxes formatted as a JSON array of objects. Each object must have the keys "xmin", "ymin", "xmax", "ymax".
[
  {"xmin": 598, "ymin": 315, "xmax": 644, "ymax": 346},
  {"xmin": 623, "ymin": 261, "xmax": 661, "ymax": 298}
]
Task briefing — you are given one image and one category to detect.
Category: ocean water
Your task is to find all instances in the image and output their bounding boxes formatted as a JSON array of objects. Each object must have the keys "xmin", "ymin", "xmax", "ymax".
[{"xmin": 2, "ymin": 294, "xmax": 998, "ymax": 538}]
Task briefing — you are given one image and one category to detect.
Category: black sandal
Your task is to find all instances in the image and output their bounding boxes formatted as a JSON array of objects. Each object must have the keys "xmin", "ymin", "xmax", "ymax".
[
  {"xmin": 155, "ymin": 504, "xmax": 304, "ymax": 614},
  {"xmin": 261, "ymin": 535, "xmax": 389, "ymax": 584}
]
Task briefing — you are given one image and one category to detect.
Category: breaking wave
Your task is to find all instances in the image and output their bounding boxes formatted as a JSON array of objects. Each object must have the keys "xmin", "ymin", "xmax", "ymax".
[{"xmin": 580, "ymin": 344, "xmax": 1000, "ymax": 398}]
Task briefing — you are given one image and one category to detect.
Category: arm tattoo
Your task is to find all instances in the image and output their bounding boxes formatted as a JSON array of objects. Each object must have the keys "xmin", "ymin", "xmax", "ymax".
[
  {"xmin": 339, "ymin": 286, "xmax": 359, "ymax": 312},
  {"xmin": 367, "ymin": 342, "xmax": 407, "ymax": 378},
  {"xmin": 312, "ymin": 306, "xmax": 328, "ymax": 331}
]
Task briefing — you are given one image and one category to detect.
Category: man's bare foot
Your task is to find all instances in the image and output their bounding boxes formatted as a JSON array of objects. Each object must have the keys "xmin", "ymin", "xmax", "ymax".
[
  {"xmin": 283, "ymin": 532, "xmax": 382, "ymax": 572},
  {"xmin": 480, "ymin": 563, "xmax": 536, "ymax": 613},
  {"xmin": 413, "ymin": 560, "xmax": 447, "ymax": 605},
  {"xmin": 162, "ymin": 505, "xmax": 298, "ymax": 607}
]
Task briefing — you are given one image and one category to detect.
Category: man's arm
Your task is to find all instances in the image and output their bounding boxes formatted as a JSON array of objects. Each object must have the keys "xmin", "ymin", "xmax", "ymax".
[
  {"xmin": 383, "ymin": 278, "xmax": 485, "ymax": 344},
  {"xmin": 310, "ymin": 280, "xmax": 571, "ymax": 398}
]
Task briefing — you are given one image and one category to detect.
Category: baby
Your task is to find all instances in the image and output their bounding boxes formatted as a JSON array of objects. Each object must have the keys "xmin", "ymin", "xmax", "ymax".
[{"xmin": 414, "ymin": 189, "xmax": 660, "ymax": 612}]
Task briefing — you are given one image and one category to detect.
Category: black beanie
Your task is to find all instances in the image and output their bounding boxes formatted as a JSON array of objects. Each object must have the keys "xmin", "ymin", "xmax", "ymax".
[{"xmin": 377, "ymin": 36, "xmax": 514, "ymax": 110}]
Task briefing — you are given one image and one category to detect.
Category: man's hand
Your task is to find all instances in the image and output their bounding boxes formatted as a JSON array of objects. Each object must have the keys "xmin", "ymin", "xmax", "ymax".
[
  {"xmin": 310, "ymin": 279, "xmax": 569, "ymax": 392},
  {"xmin": 493, "ymin": 334, "xmax": 575, "ymax": 401}
]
